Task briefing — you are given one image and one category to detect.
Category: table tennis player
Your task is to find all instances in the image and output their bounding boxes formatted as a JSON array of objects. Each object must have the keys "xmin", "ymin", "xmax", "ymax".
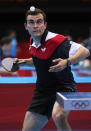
[{"xmin": 15, "ymin": 6, "xmax": 90, "ymax": 131}]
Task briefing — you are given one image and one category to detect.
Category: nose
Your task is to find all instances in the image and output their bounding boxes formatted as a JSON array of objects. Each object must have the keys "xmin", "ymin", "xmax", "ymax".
[{"xmin": 33, "ymin": 22, "xmax": 38, "ymax": 28}]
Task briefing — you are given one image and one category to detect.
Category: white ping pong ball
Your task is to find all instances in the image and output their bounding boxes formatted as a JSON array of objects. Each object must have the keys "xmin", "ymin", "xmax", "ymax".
[{"xmin": 30, "ymin": 6, "xmax": 35, "ymax": 12}]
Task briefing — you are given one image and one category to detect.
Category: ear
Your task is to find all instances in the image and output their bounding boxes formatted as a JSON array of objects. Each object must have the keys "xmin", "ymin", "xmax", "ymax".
[
  {"xmin": 24, "ymin": 23, "xmax": 28, "ymax": 30},
  {"xmin": 44, "ymin": 22, "xmax": 47, "ymax": 29}
]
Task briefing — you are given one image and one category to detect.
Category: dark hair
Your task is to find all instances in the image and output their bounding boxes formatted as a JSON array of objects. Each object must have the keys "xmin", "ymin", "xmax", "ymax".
[
  {"xmin": 0, "ymin": 37, "xmax": 12, "ymax": 47},
  {"xmin": 25, "ymin": 8, "xmax": 46, "ymax": 23},
  {"xmin": 5, "ymin": 29, "xmax": 16, "ymax": 37}
]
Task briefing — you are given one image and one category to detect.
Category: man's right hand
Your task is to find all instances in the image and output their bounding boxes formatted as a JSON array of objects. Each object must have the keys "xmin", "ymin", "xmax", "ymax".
[
  {"xmin": 13, "ymin": 58, "xmax": 33, "ymax": 65},
  {"xmin": 13, "ymin": 58, "xmax": 19, "ymax": 64}
]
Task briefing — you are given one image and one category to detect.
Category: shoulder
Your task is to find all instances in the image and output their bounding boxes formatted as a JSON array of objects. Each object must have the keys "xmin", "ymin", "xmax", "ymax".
[
  {"xmin": 45, "ymin": 31, "xmax": 67, "ymax": 44},
  {"xmin": 45, "ymin": 31, "xmax": 67, "ymax": 41}
]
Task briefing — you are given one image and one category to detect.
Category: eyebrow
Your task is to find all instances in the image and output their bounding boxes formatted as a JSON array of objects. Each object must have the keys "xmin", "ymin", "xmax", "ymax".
[
  {"xmin": 27, "ymin": 19, "xmax": 43, "ymax": 21},
  {"xmin": 27, "ymin": 19, "xmax": 34, "ymax": 21}
]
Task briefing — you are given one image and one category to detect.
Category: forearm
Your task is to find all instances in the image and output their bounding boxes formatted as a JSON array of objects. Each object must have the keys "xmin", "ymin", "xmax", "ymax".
[
  {"xmin": 68, "ymin": 45, "xmax": 90, "ymax": 64},
  {"xmin": 0, "ymin": 67, "xmax": 8, "ymax": 73},
  {"xmin": 18, "ymin": 58, "xmax": 33, "ymax": 65}
]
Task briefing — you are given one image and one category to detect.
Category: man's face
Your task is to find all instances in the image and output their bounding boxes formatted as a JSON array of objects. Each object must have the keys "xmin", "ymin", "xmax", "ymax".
[
  {"xmin": 25, "ymin": 13, "xmax": 47, "ymax": 37},
  {"xmin": 1, "ymin": 42, "xmax": 12, "ymax": 56}
]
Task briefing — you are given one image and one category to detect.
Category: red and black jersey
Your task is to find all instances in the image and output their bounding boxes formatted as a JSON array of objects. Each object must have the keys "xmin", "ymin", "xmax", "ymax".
[{"xmin": 29, "ymin": 30, "xmax": 78, "ymax": 92}]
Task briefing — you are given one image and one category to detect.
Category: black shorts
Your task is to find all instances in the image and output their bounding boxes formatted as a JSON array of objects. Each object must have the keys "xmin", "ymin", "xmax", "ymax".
[{"xmin": 27, "ymin": 84, "xmax": 77, "ymax": 119}]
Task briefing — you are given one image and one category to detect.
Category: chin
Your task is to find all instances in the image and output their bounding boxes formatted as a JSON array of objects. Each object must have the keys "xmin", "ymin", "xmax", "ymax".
[{"xmin": 33, "ymin": 33, "xmax": 42, "ymax": 37}]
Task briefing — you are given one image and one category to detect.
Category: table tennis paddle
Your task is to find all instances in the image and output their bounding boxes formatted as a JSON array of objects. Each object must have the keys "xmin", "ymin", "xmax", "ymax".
[{"xmin": 1, "ymin": 57, "xmax": 26, "ymax": 72}]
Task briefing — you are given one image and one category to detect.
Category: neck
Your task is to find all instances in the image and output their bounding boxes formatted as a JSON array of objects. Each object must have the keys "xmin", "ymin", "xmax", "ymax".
[{"xmin": 32, "ymin": 36, "xmax": 41, "ymax": 45}]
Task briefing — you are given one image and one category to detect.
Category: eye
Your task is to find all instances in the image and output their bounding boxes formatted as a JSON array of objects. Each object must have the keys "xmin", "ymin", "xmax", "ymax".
[
  {"xmin": 29, "ymin": 21, "xmax": 34, "ymax": 24},
  {"xmin": 27, "ymin": 20, "xmax": 34, "ymax": 24},
  {"xmin": 37, "ymin": 20, "xmax": 43, "ymax": 24}
]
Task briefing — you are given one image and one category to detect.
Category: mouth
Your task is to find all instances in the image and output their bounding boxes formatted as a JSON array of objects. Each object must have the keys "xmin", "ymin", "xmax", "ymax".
[{"xmin": 33, "ymin": 30, "xmax": 40, "ymax": 33}]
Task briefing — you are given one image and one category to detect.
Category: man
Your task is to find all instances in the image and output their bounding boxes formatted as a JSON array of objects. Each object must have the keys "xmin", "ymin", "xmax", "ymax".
[
  {"xmin": 79, "ymin": 36, "xmax": 91, "ymax": 69},
  {"xmin": 16, "ymin": 6, "xmax": 90, "ymax": 131},
  {"xmin": 0, "ymin": 37, "xmax": 13, "ymax": 72},
  {"xmin": 5, "ymin": 29, "xmax": 17, "ymax": 58}
]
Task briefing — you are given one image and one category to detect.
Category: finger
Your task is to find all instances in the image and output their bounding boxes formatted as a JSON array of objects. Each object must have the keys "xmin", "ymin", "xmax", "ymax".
[
  {"xmin": 13, "ymin": 58, "xmax": 18, "ymax": 63},
  {"xmin": 49, "ymin": 63, "xmax": 66, "ymax": 72},
  {"xmin": 52, "ymin": 58, "xmax": 62, "ymax": 63},
  {"xmin": 49, "ymin": 64, "xmax": 62, "ymax": 71},
  {"xmin": 49, "ymin": 66, "xmax": 64, "ymax": 72},
  {"xmin": 49, "ymin": 64, "xmax": 60, "ymax": 70},
  {"xmin": 49, "ymin": 67, "xmax": 62, "ymax": 72}
]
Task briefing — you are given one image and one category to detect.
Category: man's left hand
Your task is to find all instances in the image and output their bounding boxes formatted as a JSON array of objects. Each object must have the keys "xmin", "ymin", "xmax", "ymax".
[{"xmin": 49, "ymin": 58, "xmax": 67, "ymax": 72}]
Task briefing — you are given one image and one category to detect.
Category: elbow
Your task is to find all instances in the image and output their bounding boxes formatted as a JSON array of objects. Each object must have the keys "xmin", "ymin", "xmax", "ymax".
[{"xmin": 85, "ymin": 48, "xmax": 90, "ymax": 57}]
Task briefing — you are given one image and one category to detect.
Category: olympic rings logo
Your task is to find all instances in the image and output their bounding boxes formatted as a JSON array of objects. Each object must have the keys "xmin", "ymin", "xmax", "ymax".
[{"xmin": 71, "ymin": 100, "xmax": 89, "ymax": 109}]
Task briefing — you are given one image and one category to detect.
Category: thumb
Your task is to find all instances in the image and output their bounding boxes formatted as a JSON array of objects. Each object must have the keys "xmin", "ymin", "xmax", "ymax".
[
  {"xmin": 13, "ymin": 58, "xmax": 18, "ymax": 63},
  {"xmin": 52, "ymin": 58, "xmax": 62, "ymax": 63}
]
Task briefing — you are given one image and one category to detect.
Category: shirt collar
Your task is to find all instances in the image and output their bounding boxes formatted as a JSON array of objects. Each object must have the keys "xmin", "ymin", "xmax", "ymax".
[
  {"xmin": 41, "ymin": 29, "xmax": 48, "ymax": 44},
  {"xmin": 31, "ymin": 29, "xmax": 48, "ymax": 47}
]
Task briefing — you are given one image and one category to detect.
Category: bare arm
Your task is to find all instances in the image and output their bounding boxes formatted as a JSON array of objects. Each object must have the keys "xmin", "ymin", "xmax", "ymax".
[
  {"xmin": 14, "ymin": 57, "xmax": 33, "ymax": 65},
  {"xmin": 49, "ymin": 45, "xmax": 90, "ymax": 72},
  {"xmin": 68, "ymin": 45, "xmax": 90, "ymax": 64},
  {"xmin": 18, "ymin": 57, "xmax": 33, "ymax": 65},
  {"xmin": 0, "ymin": 67, "xmax": 8, "ymax": 73},
  {"xmin": 0, "ymin": 67, "xmax": 18, "ymax": 75},
  {"xmin": 18, "ymin": 58, "xmax": 33, "ymax": 64}
]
